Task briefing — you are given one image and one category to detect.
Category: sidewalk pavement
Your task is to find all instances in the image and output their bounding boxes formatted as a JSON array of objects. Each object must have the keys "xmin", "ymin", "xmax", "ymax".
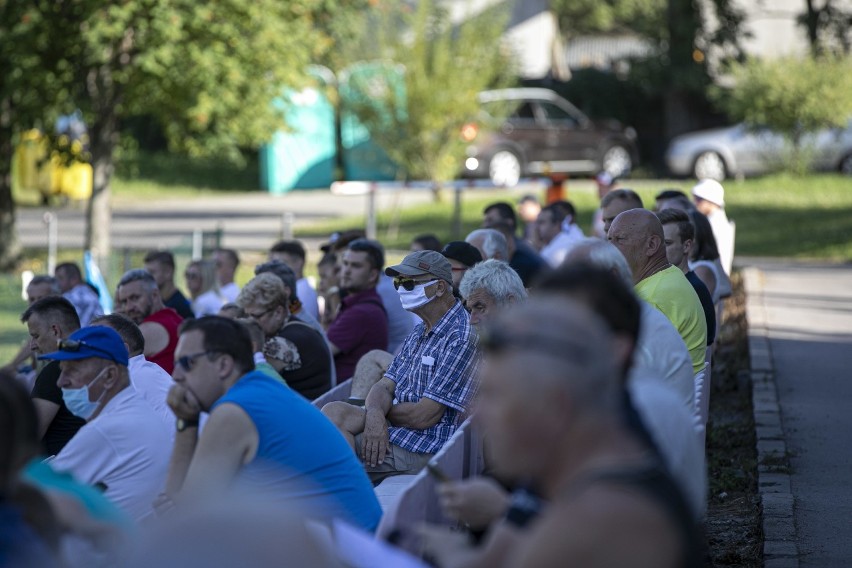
[{"xmin": 743, "ymin": 259, "xmax": 852, "ymax": 568}]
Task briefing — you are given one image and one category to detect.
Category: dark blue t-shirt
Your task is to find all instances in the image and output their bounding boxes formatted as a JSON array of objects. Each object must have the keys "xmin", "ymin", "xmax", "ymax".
[
  {"xmin": 214, "ymin": 371, "xmax": 382, "ymax": 531},
  {"xmin": 510, "ymin": 239, "xmax": 548, "ymax": 287},
  {"xmin": 685, "ymin": 270, "xmax": 717, "ymax": 345}
]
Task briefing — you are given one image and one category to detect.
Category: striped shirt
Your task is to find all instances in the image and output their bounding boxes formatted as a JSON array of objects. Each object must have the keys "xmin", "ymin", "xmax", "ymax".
[{"xmin": 385, "ymin": 301, "xmax": 479, "ymax": 454}]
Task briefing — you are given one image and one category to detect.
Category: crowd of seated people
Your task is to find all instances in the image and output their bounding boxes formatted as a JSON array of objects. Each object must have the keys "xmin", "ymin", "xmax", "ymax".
[{"xmin": 1, "ymin": 179, "xmax": 733, "ymax": 567}]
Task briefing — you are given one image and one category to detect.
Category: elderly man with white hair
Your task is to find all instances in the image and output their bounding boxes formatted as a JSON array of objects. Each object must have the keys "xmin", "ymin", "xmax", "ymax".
[
  {"xmin": 563, "ymin": 237, "xmax": 694, "ymax": 405},
  {"xmin": 459, "ymin": 259, "xmax": 527, "ymax": 328},
  {"xmin": 557, "ymin": 240, "xmax": 707, "ymax": 519},
  {"xmin": 465, "ymin": 228, "xmax": 508, "ymax": 262}
]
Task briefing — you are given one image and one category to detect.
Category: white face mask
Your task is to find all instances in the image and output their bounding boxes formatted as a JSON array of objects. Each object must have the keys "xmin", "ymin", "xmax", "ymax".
[{"xmin": 397, "ymin": 279, "xmax": 438, "ymax": 311}]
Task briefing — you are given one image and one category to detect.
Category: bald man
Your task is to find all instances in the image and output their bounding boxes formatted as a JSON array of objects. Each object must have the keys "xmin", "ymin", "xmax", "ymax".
[{"xmin": 608, "ymin": 209, "xmax": 706, "ymax": 373}]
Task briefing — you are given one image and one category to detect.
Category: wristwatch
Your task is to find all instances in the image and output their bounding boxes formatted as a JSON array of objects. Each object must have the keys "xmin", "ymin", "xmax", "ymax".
[{"xmin": 176, "ymin": 418, "xmax": 199, "ymax": 432}]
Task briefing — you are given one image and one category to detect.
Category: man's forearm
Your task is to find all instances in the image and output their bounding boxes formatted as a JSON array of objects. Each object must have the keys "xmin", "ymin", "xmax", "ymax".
[
  {"xmin": 387, "ymin": 402, "xmax": 442, "ymax": 430},
  {"xmin": 364, "ymin": 380, "xmax": 394, "ymax": 417},
  {"xmin": 164, "ymin": 427, "xmax": 199, "ymax": 495}
]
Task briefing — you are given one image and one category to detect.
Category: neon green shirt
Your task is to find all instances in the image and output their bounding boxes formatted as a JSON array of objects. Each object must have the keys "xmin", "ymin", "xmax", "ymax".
[{"xmin": 635, "ymin": 265, "xmax": 707, "ymax": 374}]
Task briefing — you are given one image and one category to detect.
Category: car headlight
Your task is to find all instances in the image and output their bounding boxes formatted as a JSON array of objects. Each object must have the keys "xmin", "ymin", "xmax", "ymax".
[{"xmin": 624, "ymin": 127, "xmax": 637, "ymax": 141}]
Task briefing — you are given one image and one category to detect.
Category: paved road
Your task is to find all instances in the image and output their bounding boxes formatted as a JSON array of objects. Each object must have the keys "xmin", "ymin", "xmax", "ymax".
[
  {"xmin": 751, "ymin": 259, "xmax": 852, "ymax": 566},
  {"xmin": 15, "ymin": 189, "xmax": 438, "ymax": 252},
  {"xmin": 14, "ymin": 181, "xmax": 556, "ymax": 253}
]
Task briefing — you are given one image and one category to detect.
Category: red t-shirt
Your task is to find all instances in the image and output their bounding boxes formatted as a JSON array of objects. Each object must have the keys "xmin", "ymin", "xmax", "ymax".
[{"xmin": 143, "ymin": 307, "xmax": 183, "ymax": 374}]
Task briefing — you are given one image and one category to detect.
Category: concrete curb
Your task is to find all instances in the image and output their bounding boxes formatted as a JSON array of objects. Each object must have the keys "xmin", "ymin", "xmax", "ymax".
[{"xmin": 742, "ymin": 267, "xmax": 799, "ymax": 568}]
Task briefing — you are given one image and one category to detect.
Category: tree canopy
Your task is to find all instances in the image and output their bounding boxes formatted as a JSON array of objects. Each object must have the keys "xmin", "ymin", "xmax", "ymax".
[
  {"xmin": 340, "ymin": 0, "xmax": 516, "ymax": 185},
  {"xmin": 0, "ymin": 0, "xmax": 340, "ymax": 266}
]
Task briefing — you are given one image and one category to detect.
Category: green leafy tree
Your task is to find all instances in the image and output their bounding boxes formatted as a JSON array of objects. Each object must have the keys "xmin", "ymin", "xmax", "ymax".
[
  {"xmin": 800, "ymin": 0, "xmax": 851, "ymax": 56},
  {"xmin": 550, "ymin": 0, "xmax": 664, "ymax": 39},
  {"xmin": 341, "ymin": 0, "xmax": 516, "ymax": 189},
  {"xmin": 0, "ymin": 0, "xmax": 329, "ymax": 267},
  {"xmin": 715, "ymin": 55, "xmax": 852, "ymax": 172}
]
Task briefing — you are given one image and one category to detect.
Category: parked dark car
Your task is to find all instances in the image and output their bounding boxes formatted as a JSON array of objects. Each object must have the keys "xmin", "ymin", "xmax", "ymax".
[{"xmin": 461, "ymin": 88, "xmax": 639, "ymax": 186}]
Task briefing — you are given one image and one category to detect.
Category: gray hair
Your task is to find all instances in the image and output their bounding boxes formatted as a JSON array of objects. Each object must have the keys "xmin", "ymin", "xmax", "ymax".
[
  {"xmin": 118, "ymin": 268, "xmax": 157, "ymax": 291},
  {"xmin": 565, "ymin": 238, "xmax": 633, "ymax": 287},
  {"xmin": 28, "ymin": 275, "xmax": 60, "ymax": 294},
  {"xmin": 465, "ymin": 229, "xmax": 508, "ymax": 261},
  {"xmin": 254, "ymin": 260, "xmax": 298, "ymax": 301},
  {"xmin": 459, "ymin": 259, "xmax": 527, "ymax": 305}
]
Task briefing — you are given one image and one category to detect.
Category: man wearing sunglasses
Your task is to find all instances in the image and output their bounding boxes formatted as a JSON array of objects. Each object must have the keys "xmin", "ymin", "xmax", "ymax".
[
  {"xmin": 162, "ymin": 316, "xmax": 382, "ymax": 532},
  {"xmin": 40, "ymin": 326, "xmax": 173, "ymax": 521},
  {"xmin": 322, "ymin": 250, "xmax": 479, "ymax": 483}
]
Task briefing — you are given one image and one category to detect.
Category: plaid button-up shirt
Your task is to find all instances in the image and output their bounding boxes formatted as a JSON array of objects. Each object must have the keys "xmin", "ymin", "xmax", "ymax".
[{"xmin": 385, "ymin": 301, "xmax": 479, "ymax": 455}]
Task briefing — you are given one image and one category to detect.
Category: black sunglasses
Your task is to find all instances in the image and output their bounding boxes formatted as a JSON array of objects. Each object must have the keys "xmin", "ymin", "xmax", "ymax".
[
  {"xmin": 57, "ymin": 338, "xmax": 120, "ymax": 362},
  {"xmin": 175, "ymin": 350, "xmax": 219, "ymax": 373},
  {"xmin": 393, "ymin": 277, "xmax": 436, "ymax": 291},
  {"xmin": 478, "ymin": 327, "xmax": 591, "ymax": 365}
]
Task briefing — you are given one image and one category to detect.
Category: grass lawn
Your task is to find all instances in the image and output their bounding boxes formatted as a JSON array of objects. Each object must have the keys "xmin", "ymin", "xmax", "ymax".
[
  {"xmin": 0, "ymin": 274, "xmax": 29, "ymax": 365},
  {"xmin": 3, "ymin": 156, "xmax": 850, "ymax": 360},
  {"xmin": 298, "ymin": 174, "xmax": 852, "ymax": 260}
]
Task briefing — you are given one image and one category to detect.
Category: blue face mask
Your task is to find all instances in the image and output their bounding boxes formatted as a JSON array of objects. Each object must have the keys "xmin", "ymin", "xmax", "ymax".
[{"xmin": 61, "ymin": 368, "xmax": 108, "ymax": 420}]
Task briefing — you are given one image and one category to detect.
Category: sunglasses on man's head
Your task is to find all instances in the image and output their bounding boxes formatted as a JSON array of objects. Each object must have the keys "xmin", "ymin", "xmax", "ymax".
[
  {"xmin": 393, "ymin": 277, "xmax": 436, "ymax": 291},
  {"xmin": 57, "ymin": 338, "xmax": 119, "ymax": 361}
]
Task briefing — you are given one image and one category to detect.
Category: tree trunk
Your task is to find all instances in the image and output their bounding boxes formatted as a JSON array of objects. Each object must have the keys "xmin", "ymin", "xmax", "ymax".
[
  {"xmin": 664, "ymin": 0, "xmax": 703, "ymax": 140},
  {"xmin": 804, "ymin": 0, "xmax": 821, "ymax": 55},
  {"xmin": 0, "ymin": 97, "xmax": 20, "ymax": 271},
  {"xmin": 85, "ymin": 110, "xmax": 118, "ymax": 266}
]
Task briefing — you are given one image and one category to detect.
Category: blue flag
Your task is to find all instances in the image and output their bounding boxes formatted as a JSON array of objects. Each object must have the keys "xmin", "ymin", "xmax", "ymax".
[{"xmin": 84, "ymin": 251, "xmax": 113, "ymax": 314}]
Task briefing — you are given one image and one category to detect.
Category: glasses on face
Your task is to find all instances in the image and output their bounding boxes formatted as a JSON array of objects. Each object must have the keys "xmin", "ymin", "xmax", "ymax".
[
  {"xmin": 478, "ymin": 327, "xmax": 590, "ymax": 365},
  {"xmin": 393, "ymin": 277, "xmax": 436, "ymax": 291},
  {"xmin": 246, "ymin": 306, "xmax": 275, "ymax": 320},
  {"xmin": 175, "ymin": 350, "xmax": 218, "ymax": 373},
  {"xmin": 57, "ymin": 338, "xmax": 118, "ymax": 361},
  {"xmin": 185, "ymin": 272, "xmax": 201, "ymax": 280}
]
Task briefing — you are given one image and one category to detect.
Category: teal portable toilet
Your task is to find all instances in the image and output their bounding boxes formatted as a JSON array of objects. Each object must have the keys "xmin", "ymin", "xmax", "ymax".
[
  {"xmin": 339, "ymin": 61, "xmax": 405, "ymax": 181},
  {"xmin": 261, "ymin": 69, "xmax": 336, "ymax": 193}
]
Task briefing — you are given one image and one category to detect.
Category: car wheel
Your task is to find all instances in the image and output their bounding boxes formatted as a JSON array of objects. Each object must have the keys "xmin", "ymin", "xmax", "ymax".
[
  {"xmin": 601, "ymin": 145, "xmax": 632, "ymax": 178},
  {"xmin": 488, "ymin": 149, "xmax": 522, "ymax": 187},
  {"xmin": 693, "ymin": 151, "xmax": 727, "ymax": 181},
  {"xmin": 839, "ymin": 153, "xmax": 852, "ymax": 176}
]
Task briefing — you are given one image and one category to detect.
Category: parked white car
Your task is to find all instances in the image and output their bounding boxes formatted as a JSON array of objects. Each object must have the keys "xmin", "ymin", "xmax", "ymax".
[{"xmin": 665, "ymin": 121, "xmax": 852, "ymax": 180}]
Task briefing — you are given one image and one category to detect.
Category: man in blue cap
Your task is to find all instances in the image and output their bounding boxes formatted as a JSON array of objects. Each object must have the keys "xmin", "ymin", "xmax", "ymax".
[{"xmin": 41, "ymin": 326, "xmax": 172, "ymax": 522}]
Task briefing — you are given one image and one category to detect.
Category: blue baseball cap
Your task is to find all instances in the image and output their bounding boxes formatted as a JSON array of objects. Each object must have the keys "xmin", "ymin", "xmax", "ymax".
[{"xmin": 39, "ymin": 326, "xmax": 129, "ymax": 366}]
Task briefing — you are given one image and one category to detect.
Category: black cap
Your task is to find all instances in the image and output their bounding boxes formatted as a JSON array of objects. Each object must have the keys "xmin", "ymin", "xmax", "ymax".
[{"xmin": 441, "ymin": 241, "xmax": 483, "ymax": 268}]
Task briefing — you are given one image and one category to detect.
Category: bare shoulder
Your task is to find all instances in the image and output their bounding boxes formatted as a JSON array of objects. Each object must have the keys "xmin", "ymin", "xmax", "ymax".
[
  {"xmin": 139, "ymin": 320, "xmax": 166, "ymax": 334},
  {"xmin": 512, "ymin": 483, "xmax": 682, "ymax": 568},
  {"xmin": 198, "ymin": 402, "xmax": 259, "ymax": 461}
]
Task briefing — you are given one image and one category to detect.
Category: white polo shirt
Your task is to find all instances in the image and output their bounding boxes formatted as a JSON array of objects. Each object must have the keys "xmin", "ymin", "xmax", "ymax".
[
  {"xmin": 539, "ymin": 225, "xmax": 585, "ymax": 267},
  {"xmin": 296, "ymin": 277, "xmax": 320, "ymax": 321},
  {"xmin": 219, "ymin": 282, "xmax": 240, "ymax": 303},
  {"xmin": 628, "ymin": 378, "xmax": 707, "ymax": 519},
  {"xmin": 128, "ymin": 354, "xmax": 176, "ymax": 427},
  {"xmin": 51, "ymin": 384, "xmax": 173, "ymax": 522}
]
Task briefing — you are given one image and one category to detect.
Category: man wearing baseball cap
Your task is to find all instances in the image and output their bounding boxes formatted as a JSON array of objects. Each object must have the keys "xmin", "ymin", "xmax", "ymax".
[
  {"xmin": 41, "ymin": 326, "xmax": 172, "ymax": 521},
  {"xmin": 322, "ymin": 250, "xmax": 479, "ymax": 483},
  {"xmin": 691, "ymin": 179, "xmax": 734, "ymax": 275},
  {"xmin": 441, "ymin": 241, "xmax": 483, "ymax": 296}
]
